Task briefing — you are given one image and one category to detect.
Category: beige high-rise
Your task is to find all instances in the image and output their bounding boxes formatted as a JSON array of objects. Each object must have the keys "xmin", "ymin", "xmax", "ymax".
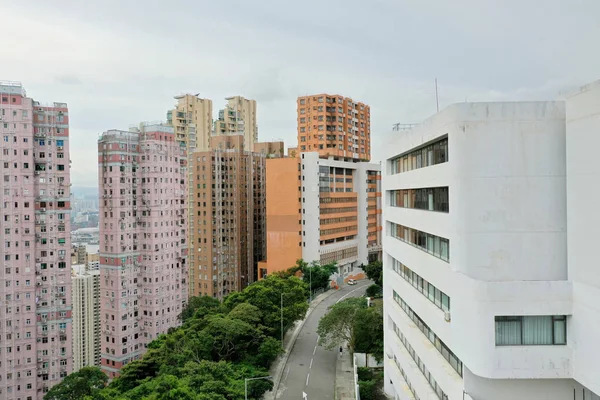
[
  {"xmin": 214, "ymin": 96, "xmax": 258, "ymax": 151},
  {"xmin": 167, "ymin": 94, "xmax": 213, "ymax": 152},
  {"xmin": 189, "ymin": 135, "xmax": 284, "ymax": 299},
  {"xmin": 71, "ymin": 265, "xmax": 101, "ymax": 372}
]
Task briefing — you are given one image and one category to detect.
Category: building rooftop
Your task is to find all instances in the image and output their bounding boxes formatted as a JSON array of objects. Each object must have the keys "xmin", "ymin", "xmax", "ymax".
[{"xmin": 0, "ymin": 80, "xmax": 26, "ymax": 96}]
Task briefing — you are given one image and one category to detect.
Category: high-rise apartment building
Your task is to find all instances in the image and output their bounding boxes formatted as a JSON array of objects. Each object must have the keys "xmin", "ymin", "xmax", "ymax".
[
  {"xmin": 383, "ymin": 96, "xmax": 600, "ymax": 400},
  {"xmin": 71, "ymin": 264, "xmax": 100, "ymax": 371},
  {"xmin": 214, "ymin": 96, "xmax": 258, "ymax": 151},
  {"xmin": 259, "ymin": 94, "xmax": 379, "ymax": 281},
  {"xmin": 297, "ymin": 94, "xmax": 370, "ymax": 162},
  {"xmin": 98, "ymin": 123, "xmax": 188, "ymax": 377},
  {"xmin": 189, "ymin": 135, "xmax": 275, "ymax": 298},
  {"xmin": 0, "ymin": 81, "xmax": 72, "ymax": 399},
  {"xmin": 258, "ymin": 152, "xmax": 381, "ymax": 279},
  {"xmin": 167, "ymin": 94, "xmax": 213, "ymax": 152}
]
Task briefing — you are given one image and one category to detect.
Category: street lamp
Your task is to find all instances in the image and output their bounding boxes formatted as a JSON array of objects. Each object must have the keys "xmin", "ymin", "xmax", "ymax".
[
  {"xmin": 280, "ymin": 292, "xmax": 290, "ymax": 345},
  {"xmin": 245, "ymin": 375, "xmax": 272, "ymax": 400},
  {"xmin": 309, "ymin": 266, "xmax": 312, "ymax": 302}
]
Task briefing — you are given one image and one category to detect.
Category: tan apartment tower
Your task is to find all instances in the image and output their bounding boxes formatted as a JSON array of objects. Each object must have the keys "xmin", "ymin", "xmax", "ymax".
[
  {"xmin": 167, "ymin": 94, "xmax": 213, "ymax": 152},
  {"xmin": 297, "ymin": 94, "xmax": 371, "ymax": 161},
  {"xmin": 167, "ymin": 94, "xmax": 212, "ymax": 293},
  {"xmin": 214, "ymin": 96, "xmax": 258, "ymax": 151},
  {"xmin": 189, "ymin": 135, "xmax": 283, "ymax": 299}
]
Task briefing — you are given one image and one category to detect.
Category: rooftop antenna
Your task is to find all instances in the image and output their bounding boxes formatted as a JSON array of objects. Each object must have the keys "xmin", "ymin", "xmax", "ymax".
[{"xmin": 435, "ymin": 78, "xmax": 440, "ymax": 112}]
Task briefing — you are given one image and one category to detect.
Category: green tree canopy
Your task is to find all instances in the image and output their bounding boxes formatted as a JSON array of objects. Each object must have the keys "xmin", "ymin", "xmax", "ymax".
[
  {"xmin": 69, "ymin": 273, "xmax": 304, "ymax": 399},
  {"xmin": 44, "ymin": 366, "xmax": 107, "ymax": 400},
  {"xmin": 363, "ymin": 261, "xmax": 382, "ymax": 287},
  {"xmin": 353, "ymin": 303, "xmax": 384, "ymax": 362},
  {"xmin": 365, "ymin": 284, "xmax": 382, "ymax": 298},
  {"xmin": 179, "ymin": 295, "xmax": 224, "ymax": 322},
  {"xmin": 317, "ymin": 297, "xmax": 368, "ymax": 352}
]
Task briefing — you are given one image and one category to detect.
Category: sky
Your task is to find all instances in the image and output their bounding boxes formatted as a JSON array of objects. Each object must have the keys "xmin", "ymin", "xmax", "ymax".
[{"xmin": 2, "ymin": 0, "xmax": 600, "ymax": 188}]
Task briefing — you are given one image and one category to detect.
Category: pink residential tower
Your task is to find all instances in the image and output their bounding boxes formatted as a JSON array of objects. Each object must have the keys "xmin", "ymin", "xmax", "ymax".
[
  {"xmin": 0, "ymin": 81, "xmax": 73, "ymax": 399},
  {"xmin": 98, "ymin": 123, "xmax": 188, "ymax": 378}
]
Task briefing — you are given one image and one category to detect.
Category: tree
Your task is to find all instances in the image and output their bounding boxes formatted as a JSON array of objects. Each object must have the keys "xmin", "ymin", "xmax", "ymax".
[
  {"xmin": 44, "ymin": 367, "xmax": 107, "ymax": 400},
  {"xmin": 291, "ymin": 259, "xmax": 338, "ymax": 293},
  {"xmin": 363, "ymin": 261, "xmax": 382, "ymax": 287},
  {"xmin": 204, "ymin": 315, "xmax": 262, "ymax": 361},
  {"xmin": 60, "ymin": 273, "xmax": 301, "ymax": 399},
  {"xmin": 224, "ymin": 274, "xmax": 308, "ymax": 340},
  {"xmin": 179, "ymin": 295, "xmax": 224, "ymax": 322},
  {"xmin": 254, "ymin": 336, "xmax": 283, "ymax": 368},
  {"xmin": 353, "ymin": 303, "xmax": 384, "ymax": 365},
  {"xmin": 317, "ymin": 297, "xmax": 367, "ymax": 352},
  {"xmin": 228, "ymin": 303, "xmax": 262, "ymax": 326},
  {"xmin": 365, "ymin": 284, "xmax": 382, "ymax": 298},
  {"xmin": 302, "ymin": 261, "xmax": 338, "ymax": 292}
]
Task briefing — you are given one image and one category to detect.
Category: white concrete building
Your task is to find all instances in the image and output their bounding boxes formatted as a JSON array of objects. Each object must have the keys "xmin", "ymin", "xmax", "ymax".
[
  {"xmin": 71, "ymin": 264, "xmax": 101, "ymax": 371},
  {"xmin": 565, "ymin": 80, "xmax": 600, "ymax": 399},
  {"xmin": 300, "ymin": 152, "xmax": 381, "ymax": 278},
  {"xmin": 383, "ymin": 95, "xmax": 600, "ymax": 400}
]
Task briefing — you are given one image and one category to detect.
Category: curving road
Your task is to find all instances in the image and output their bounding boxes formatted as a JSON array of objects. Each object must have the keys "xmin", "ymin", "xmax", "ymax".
[{"xmin": 275, "ymin": 280, "xmax": 371, "ymax": 400}]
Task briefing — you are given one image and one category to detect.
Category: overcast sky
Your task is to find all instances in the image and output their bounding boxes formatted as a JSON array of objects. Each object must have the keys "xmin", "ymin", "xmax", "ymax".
[{"xmin": 2, "ymin": 0, "xmax": 599, "ymax": 188}]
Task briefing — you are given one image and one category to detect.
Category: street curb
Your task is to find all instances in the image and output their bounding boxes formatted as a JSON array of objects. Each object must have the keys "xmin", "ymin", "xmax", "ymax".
[{"xmin": 270, "ymin": 289, "xmax": 339, "ymax": 398}]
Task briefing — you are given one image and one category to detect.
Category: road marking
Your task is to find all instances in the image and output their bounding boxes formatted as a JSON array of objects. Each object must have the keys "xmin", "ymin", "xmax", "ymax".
[
  {"xmin": 309, "ymin": 358, "xmax": 313, "ymax": 369},
  {"xmin": 313, "ymin": 345, "xmax": 317, "ymax": 355},
  {"xmin": 336, "ymin": 283, "xmax": 369, "ymax": 303},
  {"xmin": 284, "ymin": 365, "xmax": 290, "ymax": 381},
  {"xmin": 306, "ymin": 373, "xmax": 310, "ymax": 386}
]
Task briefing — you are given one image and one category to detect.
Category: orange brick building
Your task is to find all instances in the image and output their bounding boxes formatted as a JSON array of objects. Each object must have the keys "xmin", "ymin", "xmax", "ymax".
[{"xmin": 259, "ymin": 94, "xmax": 381, "ymax": 282}]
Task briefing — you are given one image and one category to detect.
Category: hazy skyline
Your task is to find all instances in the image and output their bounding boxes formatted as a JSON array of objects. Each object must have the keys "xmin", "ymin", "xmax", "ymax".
[{"xmin": 3, "ymin": 0, "xmax": 600, "ymax": 187}]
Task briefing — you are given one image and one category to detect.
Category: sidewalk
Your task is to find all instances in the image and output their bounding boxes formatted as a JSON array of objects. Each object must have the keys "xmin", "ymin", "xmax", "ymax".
[
  {"xmin": 264, "ymin": 288, "xmax": 338, "ymax": 400},
  {"xmin": 335, "ymin": 348, "xmax": 356, "ymax": 400}
]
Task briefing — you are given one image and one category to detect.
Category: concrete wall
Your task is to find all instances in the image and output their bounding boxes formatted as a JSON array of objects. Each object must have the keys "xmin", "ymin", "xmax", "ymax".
[
  {"xmin": 383, "ymin": 101, "xmax": 580, "ymax": 399},
  {"xmin": 566, "ymin": 80, "xmax": 600, "ymax": 395},
  {"xmin": 261, "ymin": 157, "xmax": 302, "ymax": 275}
]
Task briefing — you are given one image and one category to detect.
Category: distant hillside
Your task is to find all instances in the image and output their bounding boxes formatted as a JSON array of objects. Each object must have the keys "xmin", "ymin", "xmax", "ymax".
[{"xmin": 72, "ymin": 187, "xmax": 99, "ymax": 199}]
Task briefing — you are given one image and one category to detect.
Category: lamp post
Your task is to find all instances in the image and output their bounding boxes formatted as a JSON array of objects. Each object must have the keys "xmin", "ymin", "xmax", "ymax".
[
  {"xmin": 281, "ymin": 292, "xmax": 284, "ymax": 345},
  {"xmin": 245, "ymin": 375, "xmax": 272, "ymax": 400},
  {"xmin": 309, "ymin": 266, "xmax": 312, "ymax": 302}
]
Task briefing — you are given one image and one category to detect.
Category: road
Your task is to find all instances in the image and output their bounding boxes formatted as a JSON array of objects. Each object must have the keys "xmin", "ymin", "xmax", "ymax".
[{"xmin": 276, "ymin": 280, "xmax": 371, "ymax": 400}]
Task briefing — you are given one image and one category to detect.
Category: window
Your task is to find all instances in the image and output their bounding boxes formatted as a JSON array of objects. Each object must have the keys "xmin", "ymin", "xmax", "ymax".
[
  {"xmin": 390, "ymin": 187, "xmax": 449, "ymax": 212},
  {"xmin": 390, "ymin": 319, "xmax": 448, "ymax": 400},
  {"xmin": 393, "ymin": 290, "xmax": 462, "ymax": 377},
  {"xmin": 390, "ymin": 137, "xmax": 448, "ymax": 174},
  {"xmin": 391, "ymin": 257, "xmax": 450, "ymax": 312},
  {"xmin": 389, "ymin": 222, "xmax": 449, "ymax": 262},
  {"xmin": 495, "ymin": 316, "xmax": 567, "ymax": 346}
]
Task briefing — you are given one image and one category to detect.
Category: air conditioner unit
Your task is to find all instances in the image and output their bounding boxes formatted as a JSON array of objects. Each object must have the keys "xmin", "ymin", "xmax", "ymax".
[
  {"xmin": 40, "ymin": 208, "xmax": 46, "ymax": 212},
  {"xmin": 444, "ymin": 311, "xmax": 451, "ymax": 322},
  {"xmin": 35, "ymin": 171, "xmax": 40, "ymax": 175}
]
